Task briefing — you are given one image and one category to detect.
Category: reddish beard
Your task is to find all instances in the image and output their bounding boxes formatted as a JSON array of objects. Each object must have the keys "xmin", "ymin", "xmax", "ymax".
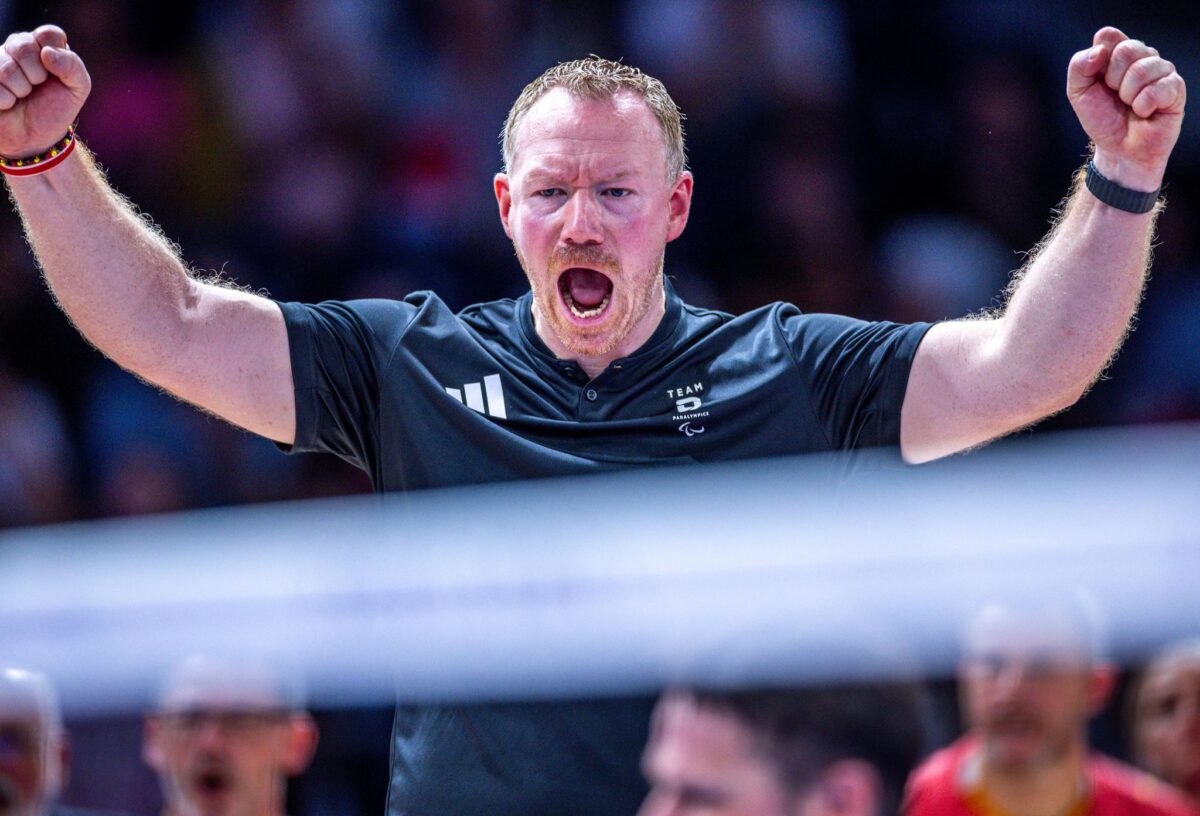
[{"xmin": 516, "ymin": 245, "xmax": 665, "ymax": 360}]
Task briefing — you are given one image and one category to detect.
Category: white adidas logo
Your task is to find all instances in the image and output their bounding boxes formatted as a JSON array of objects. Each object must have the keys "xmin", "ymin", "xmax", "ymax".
[{"xmin": 445, "ymin": 373, "xmax": 507, "ymax": 419}]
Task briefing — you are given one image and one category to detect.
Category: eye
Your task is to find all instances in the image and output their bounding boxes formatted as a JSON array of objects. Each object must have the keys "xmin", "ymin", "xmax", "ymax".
[
  {"xmin": 604, "ymin": 188, "xmax": 630, "ymax": 198},
  {"xmin": 536, "ymin": 188, "xmax": 563, "ymax": 198}
]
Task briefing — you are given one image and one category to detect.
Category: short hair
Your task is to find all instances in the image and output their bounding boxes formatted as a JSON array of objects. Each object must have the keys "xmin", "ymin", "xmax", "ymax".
[
  {"xmin": 680, "ymin": 683, "xmax": 925, "ymax": 814},
  {"xmin": 501, "ymin": 56, "xmax": 687, "ymax": 179},
  {"xmin": 962, "ymin": 588, "xmax": 1110, "ymax": 666},
  {"xmin": 0, "ymin": 666, "xmax": 62, "ymax": 734},
  {"xmin": 154, "ymin": 653, "xmax": 306, "ymax": 715},
  {"xmin": 1124, "ymin": 636, "xmax": 1200, "ymax": 751}
]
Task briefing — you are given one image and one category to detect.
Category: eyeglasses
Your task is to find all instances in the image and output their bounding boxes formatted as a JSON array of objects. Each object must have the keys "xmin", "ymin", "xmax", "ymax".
[
  {"xmin": 156, "ymin": 709, "xmax": 290, "ymax": 734},
  {"xmin": 0, "ymin": 725, "xmax": 40, "ymax": 757}
]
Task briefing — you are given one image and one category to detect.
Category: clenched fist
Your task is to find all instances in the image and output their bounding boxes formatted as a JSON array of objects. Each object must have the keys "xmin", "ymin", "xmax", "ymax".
[
  {"xmin": 0, "ymin": 25, "xmax": 90, "ymax": 160},
  {"xmin": 1068, "ymin": 27, "xmax": 1186, "ymax": 192}
]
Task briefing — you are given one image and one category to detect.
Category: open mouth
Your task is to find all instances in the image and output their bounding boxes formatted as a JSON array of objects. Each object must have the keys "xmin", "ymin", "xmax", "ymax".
[
  {"xmin": 558, "ymin": 268, "xmax": 613, "ymax": 322},
  {"xmin": 193, "ymin": 768, "xmax": 232, "ymax": 798}
]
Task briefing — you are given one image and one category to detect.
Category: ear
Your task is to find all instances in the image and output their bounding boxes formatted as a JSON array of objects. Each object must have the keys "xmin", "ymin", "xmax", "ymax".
[
  {"xmin": 282, "ymin": 714, "xmax": 319, "ymax": 776},
  {"xmin": 665, "ymin": 171, "xmax": 693, "ymax": 243},
  {"xmin": 44, "ymin": 732, "xmax": 70, "ymax": 799},
  {"xmin": 1087, "ymin": 664, "xmax": 1118, "ymax": 714},
  {"xmin": 143, "ymin": 716, "xmax": 166, "ymax": 771},
  {"xmin": 794, "ymin": 760, "xmax": 881, "ymax": 816},
  {"xmin": 495, "ymin": 172, "xmax": 514, "ymax": 238}
]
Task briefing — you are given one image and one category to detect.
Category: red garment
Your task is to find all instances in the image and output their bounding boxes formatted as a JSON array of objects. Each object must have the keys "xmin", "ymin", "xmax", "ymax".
[{"xmin": 904, "ymin": 736, "xmax": 1197, "ymax": 816}]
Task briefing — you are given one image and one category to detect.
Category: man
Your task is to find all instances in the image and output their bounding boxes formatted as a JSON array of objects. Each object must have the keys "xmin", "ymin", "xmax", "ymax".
[
  {"xmin": 142, "ymin": 655, "xmax": 318, "ymax": 816},
  {"xmin": 0, "ymin": 665, "xmax": 117, "ymax": 816},
  {"xmin": 640, "ymin": 684, "xmax": 924, "ymax": 816},
  {"xmin": 1128, "ymin": 638, "xmax": 1200, "ymax": 803},
  {"xmin": 0, "ymin": 20, "xmax": 1186, "ymax": 815},
  {"xmin": 0, "ymin": 667, "xmax": 67, "ymax": 816},
  {"xmin": 904, "ymin": 600, "xmax": 1195, "ymax": 816}
]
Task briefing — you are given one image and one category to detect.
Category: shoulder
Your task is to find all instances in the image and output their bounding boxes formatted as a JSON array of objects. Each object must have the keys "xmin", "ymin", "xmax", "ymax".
[
  {"xmin": 278, "ymin": 292, "xmax": 442, "ymax": 331},
  {"xmin": 1087, "ymin": 754, "xmax": 1197, "ymax": 816},
  {"xmin": 456, "ymin": 295, "xmax": 524, "ymax": 338},
  {"xmin": 278, "ymin": 291, "xmax": 462, "ymax": 347},
  {"xmin": 904, "ymin": 738, "xmax": 976, "ymax": 815}
]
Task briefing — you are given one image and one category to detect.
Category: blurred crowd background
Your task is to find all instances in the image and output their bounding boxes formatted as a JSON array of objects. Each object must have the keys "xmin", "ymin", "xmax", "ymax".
[{"xmin": 1, "ymin": 0, "xmax": 1198, "ymax": 814}]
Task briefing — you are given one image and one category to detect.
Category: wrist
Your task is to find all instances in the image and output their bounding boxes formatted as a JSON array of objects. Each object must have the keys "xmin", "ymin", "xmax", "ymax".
[
  {"xmin": 1090, "ymin": 148, "xmax": 1164, "ymax": 193},
  {"xmin": 0, "ymin": 130, "xmax": 77, "ymax": 177}
]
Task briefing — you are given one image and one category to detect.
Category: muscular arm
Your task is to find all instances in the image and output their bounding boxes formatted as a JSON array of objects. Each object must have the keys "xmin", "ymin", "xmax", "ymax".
[
  {"xmin": 1, "ymin": 26, "xmax": 296, "ymax": 444},
  {"xmin": 7, "ymin": 147, "xmax": 297, "ymax": 444},
  {"xmin": 900, "ymin": 27, "xmax": 1186, "ymax": 464}
]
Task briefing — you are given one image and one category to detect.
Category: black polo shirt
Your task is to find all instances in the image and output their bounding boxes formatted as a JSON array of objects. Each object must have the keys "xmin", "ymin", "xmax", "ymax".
[{"xmin": 278, "ymin": 281, "xmax": 931, "ymax": 815}]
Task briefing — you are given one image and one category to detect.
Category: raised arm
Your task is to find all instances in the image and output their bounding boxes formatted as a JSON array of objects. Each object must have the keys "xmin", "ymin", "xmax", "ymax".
[
  {"xmin": 1, "ymin": 26, "xmax": 296, "ymax": 444},
  {"xmin": 900, "ymin": 27, "xmax": 1187, "ymax": 464}
]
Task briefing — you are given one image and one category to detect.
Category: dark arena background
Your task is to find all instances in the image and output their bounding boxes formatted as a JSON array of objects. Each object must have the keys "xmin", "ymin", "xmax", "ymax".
[{"xmin": 1, "ymin": 1, "xmax": 1198, "ymax": 815}]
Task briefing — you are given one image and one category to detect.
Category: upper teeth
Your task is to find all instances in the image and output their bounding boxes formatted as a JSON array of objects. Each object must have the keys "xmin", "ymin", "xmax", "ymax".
[{"xmin": 565, "ymin": 291, "xmax": 609, "ymax": 319}]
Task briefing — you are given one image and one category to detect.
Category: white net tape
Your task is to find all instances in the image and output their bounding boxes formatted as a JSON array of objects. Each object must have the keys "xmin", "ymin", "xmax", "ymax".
[{"xmin": 2, "ymin": 424, "xmax": 1198, "ymax": 713}]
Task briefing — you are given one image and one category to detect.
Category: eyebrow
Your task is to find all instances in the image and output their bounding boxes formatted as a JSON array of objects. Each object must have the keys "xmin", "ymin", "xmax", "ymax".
[{"xmin": 523, "ymin": 168, "xmax": 642, "ymax": 184}]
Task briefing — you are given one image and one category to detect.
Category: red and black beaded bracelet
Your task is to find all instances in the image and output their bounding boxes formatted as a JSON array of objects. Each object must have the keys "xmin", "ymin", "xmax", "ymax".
[{"xmin": 0, "ymin": 129, "xmax": 77, "ymax": 177}]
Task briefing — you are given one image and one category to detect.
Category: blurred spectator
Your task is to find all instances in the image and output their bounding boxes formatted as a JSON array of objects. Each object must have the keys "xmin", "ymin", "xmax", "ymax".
[
  {"xmin": 878, "ymin": 216, "xmax": 1011, "ymax": 324},
  {"xmin": 905, "ymin": 597, "xmax": 1193, "ymax": 816},
  {"xmin": 0, "ymin": 365, "xmax": 76, "ymax": 526},
  {"xmin": 639, "ymin": 683, "xmax": 924, "ymax": 816},
  {"xmin": 0, "ymin": 665, "xmax": 118, "ymax": 816},
  {"xmin": 143, "ymin": 655, "xmax": 318, "ymax": 816},
  {"xmin": 1, "ymin": 667, "xmax": 65, "ymax": 816},
  {"xmin": 1127, "ymin": 639, "xmax": 1200, "ymax": 803}
]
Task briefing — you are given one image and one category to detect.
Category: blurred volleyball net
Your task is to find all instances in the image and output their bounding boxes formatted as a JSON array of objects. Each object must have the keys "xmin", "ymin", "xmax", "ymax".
[{"xmin": 2, "ymin": 423, "xmax": 1198, "ymax": 715}]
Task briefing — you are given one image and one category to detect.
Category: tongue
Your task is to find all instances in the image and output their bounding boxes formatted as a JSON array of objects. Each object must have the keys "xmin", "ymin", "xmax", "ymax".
[{"xmin": 566, "ymin": 268, "xmax": 610, "ymax": 308}]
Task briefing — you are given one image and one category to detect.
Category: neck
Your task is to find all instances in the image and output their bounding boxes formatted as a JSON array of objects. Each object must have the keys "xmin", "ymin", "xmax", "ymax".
[{"xmin": 978, "ymin": 741, "xmax": 1087, "ymax": 816}]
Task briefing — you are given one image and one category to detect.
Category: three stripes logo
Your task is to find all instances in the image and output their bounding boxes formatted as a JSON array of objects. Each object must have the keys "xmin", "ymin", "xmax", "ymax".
[{"xmin": 445, "ymin": 373, "xmax": 508, "ymax": 420}]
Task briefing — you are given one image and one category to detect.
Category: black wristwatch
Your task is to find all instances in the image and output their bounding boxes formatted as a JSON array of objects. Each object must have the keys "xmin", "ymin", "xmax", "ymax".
[{"xmin": 1084, "ymin": 160, "xmax": 1161, "ymax": 214}]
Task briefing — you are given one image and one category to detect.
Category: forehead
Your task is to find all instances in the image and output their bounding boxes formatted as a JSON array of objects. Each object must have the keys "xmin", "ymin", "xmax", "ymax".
[
  {"xmin": 0, "ymin": 675, "xmax": 51, "ymax": 727},
  {"xmin": 964, "ymin": 607, "xmax": 1090, "ymax": 663},
  {"xmin": 648, "ymin": 697, "xmax": 763, "ymax": 773},
  {"xmin": 1142, "ymin": 658, "xmax": 1200, "ymax": 697},
  {"xmin": 159, "ymin": 663, "xmax": 288, "ymax": 713},
  {"xmin": 510, "ymin": 87, "xmax": 665, "ymax": 175}
]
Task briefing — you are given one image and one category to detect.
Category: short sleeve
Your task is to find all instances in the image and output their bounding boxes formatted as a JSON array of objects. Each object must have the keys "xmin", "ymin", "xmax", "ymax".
[
  {"xmin": 276, "ymin": 298, "xmax": 420, "ymax": 468},
  {"xmin": 778, "ymin": 308, "xmax": 933, "ymax": 450}
]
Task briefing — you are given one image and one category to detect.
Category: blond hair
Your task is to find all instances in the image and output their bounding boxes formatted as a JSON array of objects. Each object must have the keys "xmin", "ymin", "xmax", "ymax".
[{"xmin": 501, "ymin": 56, "xmax": 687, "ymax": 180}]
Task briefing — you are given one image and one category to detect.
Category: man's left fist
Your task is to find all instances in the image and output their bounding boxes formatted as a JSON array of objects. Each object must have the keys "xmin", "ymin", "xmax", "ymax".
[{"xmin": 1067, "ymin": 27, "xmax": 1186, "ymax": 192}]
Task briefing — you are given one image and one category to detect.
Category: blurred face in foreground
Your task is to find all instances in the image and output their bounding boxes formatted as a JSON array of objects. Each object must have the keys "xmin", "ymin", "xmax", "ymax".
[
  {"xmin": 0, "ymin": 716, "xmax": 56, "ymax": 816},
  {"xmin": 639, "ymin": 693, "xmax": 794, "ymax": 816},
  {"xmin": 495, "ymin": 87, "xmax": 692, "ymax": 373},
  {"xmin": 143, "ymin": 676, "xmax": 316, "ymax": 816},
  {"xmin": 1133, "ymin": 651, "xmax": 1200, "ymax": 798},
  {"xmin": 959, "ymin": 608, "xmax": 1109, "ymax": 772},
  {"xmin": 640, "ymin": 693, "xmax": 876, "ymax": 816},
  {"xmin": 0, "ymin": 673, "xmax": 64, "ymax": 816}
]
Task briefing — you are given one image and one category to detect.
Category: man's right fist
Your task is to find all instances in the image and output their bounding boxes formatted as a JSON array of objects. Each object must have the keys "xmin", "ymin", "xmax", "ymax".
[{"xmin": 0, "ymin": 25, "xmax": 90, "ymax": 160}]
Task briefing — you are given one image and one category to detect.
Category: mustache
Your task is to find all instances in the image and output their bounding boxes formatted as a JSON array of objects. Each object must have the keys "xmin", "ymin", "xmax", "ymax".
[
  {"xmin": 549, "ymin": 244, "xmax": 620, "ymax": 274},
  {"xmin": 986, "ymin": 709, "xmax": 1040, "ymax": 727}
]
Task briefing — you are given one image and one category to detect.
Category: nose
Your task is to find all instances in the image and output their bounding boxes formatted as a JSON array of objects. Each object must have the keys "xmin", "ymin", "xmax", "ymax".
[
  {"xmin": 194, "ymin": 719, "xmax": 228, "ymax": 749},
  {"xmin": 560, "ymin": 190, "xmax": 603, "ymax": 246},
  {"xmin": 993, "ymin": 662, "xmax": 1030, "ymax": 698}
]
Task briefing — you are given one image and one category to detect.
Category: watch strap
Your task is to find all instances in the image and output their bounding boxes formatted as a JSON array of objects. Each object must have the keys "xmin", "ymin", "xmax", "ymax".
[{"xmin": 1084, "ymin": 160, "xmax": 1160, "ymax": 214}]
